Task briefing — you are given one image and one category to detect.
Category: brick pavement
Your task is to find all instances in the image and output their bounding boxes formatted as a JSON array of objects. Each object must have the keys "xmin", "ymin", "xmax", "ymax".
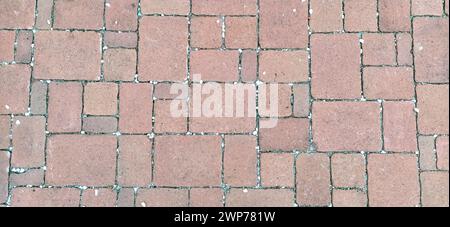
[{"xmin": 0, "ymin": 0, "xmax": 448, "ymax": 207}]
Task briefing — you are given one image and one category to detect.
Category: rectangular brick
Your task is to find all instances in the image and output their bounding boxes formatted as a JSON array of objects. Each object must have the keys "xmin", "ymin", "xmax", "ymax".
[
  {"xmin": 15, "ymin": 30, "xmax": 33, "ymax": 63},
  {"xmin": 311, "ymin": 0, "xmax": 343, "ymax": 32},
  {"xmin": 104, "ymin": 32, "xmax": 138, "ymax": 48},
  {"xmin": 313, "ymin": 102, "xmax": 381, "ymax": 152},
  {"xmin": 117, "ymin": 188, "xmax": 135, "ymax": 207},
  {"xmin": 191, "ymin": 50, "xmax": 239, "ymax": 82},
  {"xmin": 82, "ymin": 117, "xmax": 118, "ymax": 133},
  {"xmin": 190, "ymin": 188, "xmax": 223, "ymax": 207},
  {"xmin": 154, "ymin": 136, "xmax": 222, "ymax": 186},
  {"xmin": 47, "ymin": 135, "xmax": 117, "ymax": 186},
  {"xmin": 12, "ymin": 116, "xmax": 46, "ymax": 168},
  {"xmin": 226, "ymin": 189, "xmax": 293, "ymax": 207},
  {"xmin": 383, "ymin": 102, "xmax": 418, "ymax": 152},
  {"xmin": 379, "ymin": 0, "xmax": 411, "ymax": 32},
  {"xmin": 48, "ymin": 82, "xmax": 82, "ymax": 133},
  {"xmin": 30, "ymin": 81, "xmax": 47, "ymax": 115},
  {"xmin": 141, "ymin": 0, "xmax": 190, "ymax": 15},
  {"xmin": 0, "ymin": 0, "xmax": 35, "ymax": 29},
  {"xmin": 437, "ymin": 136, "xmax": 449, "ymax": 170},
  {"xmin": 54, "ymin": 0, "xmax": 103, "ymax": 29},
  {"xmin": 420, "ymin": 172, "xmax": 449, "ymax": 207},
  {"xmin": 344, "ymin": 0, "xmax": 378, "ymax": 32},
  {"xmin": 11, "ymin": 188, "xmax": 80, "ymax": 207},
  {"xmin": 192, "ymin": 0, "xmax": 257, "ymax": 15},
  {"xmin": 260, "ymin": 0, "xmax": 308, "ymax": 48},
  {"xmin": 331, "ymin": 154, "xmax": 366, "ymax": 188},
  {"xmin": 363, "ymin": 33, "xmax": 397, "ymax": 65},
  {"xmin": 0, "ymin": 64, "xmax": 31, "ymax": 114},
  {"xmin": 105, "ymin": 0, "xmax": 138, "ymax": 31},
  {"xmin": 417, "ymin": 85, "xmax": 449, "ymax": 134},
  {"xmin": 191, "ymin": 17, "xmax": 222, "ymax": 48},
  {"xmin": 0, "ymin": 151, "xmax": 9, "ymax": 204},
  {"xmin": 412, "ymin": 0, "xmax": 443, "ymax": 15},
  {"xmin": 137, "ymin": 189, "xmax": 188, "ymax": 207},
  {"xmin": 224, "ymin": 135, "xmax": 257, "ymax": 186},
  {"xmin": 34, "ymin": 31, "xmax": 101, "ymax": 80},
  {"xmin": 333, "ymin": 190, "xmax": 367, "ymax": 207},
  {"xmin": 36, "ymin": 0, "xmax": 53, "ymax": 29},
  {"xmin": 311, "ymin": 34, "xmax": 361, "ymax": 99},
  {"xmin": 139, "ymin": 17, "xmax": 188, "ymax": 81},
  {"xmin": 104, "ymin": 49, "xmax": 136, "ymax": 81},
  {"xmin": 81, "ymin": 189, "xmax": 116, "ymax": 207},
  {"xmin": 84, "ymin": 83, "xmax": 118, "ymax": 116},
  {"xmin": 0, "ymin": 31, "xmax": 15, "ymax": 62},
  {"xmin": 154, "ymin": 83, "xmax": 188, "ymax": 100},
  {"xmin": 0, "ymin": 116, "xmax": 10, "ymax": 149},
  {"xmin": 261, "ymin": 153, "xmax": 294, "ymax": 187},
  {"xmin": 368, "ymin": 154, "xmax": 420, "ymax": 207},
  {"xmin": 241, "ymin": 50, "xmax": 257, "ymax": 82},
  {"xmin": 363, "ymin": 67, "xmax": 415, "ymax": 100},
  {"xmin": 119, "ymin": 83, "xmax": 153, "ymax": 133},
  {"xmin": 259, "ymin": 51, "xmax": 309, "ymax": 83},
  {"xmin": 155, "ymin": 100, "xmax": 188, "ymax": 133},
  {"xmin": 260, "ymin": 118, "xmax": 309, "ymax": 151},
  {"xmin": 118, "ymin": 136, "xmax": 152, "ymax": 187},
  {"xmin": 293, "ymin": 84, "xmax": 310, "ymax": 118},
  {"xmin": 396, "ymin": 33, "xmax": 413, "ymax": 65},
  {"xmin": 10, "ymin": 169, "xmax": 44, "ymax": 186},
  {"xmin": 414, "ymin": 18, "xmax": 449, "ymax": 83},
  {"xmin": 419, "ymin": 136, "xmax": 437, "ymax": 170},
  {"xmin": 297, "ymin": 153, "xmax": 331, "ymax": 206},
  {"xmin": 225, "ymin": 17, "xmax": 257, "ymax": 49}
]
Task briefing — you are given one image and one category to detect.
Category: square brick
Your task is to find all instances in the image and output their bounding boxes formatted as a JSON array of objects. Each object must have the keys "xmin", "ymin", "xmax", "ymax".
[
  {"xmin": 344, "ymin": 0, "xmax": 378, "ymax": 32},
  {"xmin": 0, "ymin": 31, "xmax": 15, "ymax": 62},
  {"xmin": 368, "ymin": 154, "xmax": 420, "ymax": 207},
  {"xmin": 139, "ymin": 17, "xmax": 188, "ymax": 81},
  {"xmin": 417, "ymin": 85, "xmax": 449, "ymax": 134},
  {"xmin": 0, "ymin": 0, "xmax": 35, "ymax": 29},
  {"xmin": 383, "ymin": 102, "xmax": 418, "ymax": 152},
  {"xmin": 47, "ymin": 135, "xmax": 117, "ymax": 186},
  {"xmin": 36, "ymin": 0, "xmax": 53, "ymax": 29},
  {"xmin": 191, "ymin": 50, "xmax": 239, "ymax": 82},
  {"xmin": 82, "ymin": 117, "xmax": 118, "ymax": 133},
  {"xmin": 333, "ymin": 190, "xmax": 367, "ymax": 207},
  {"xmin": 48, "ymin": 82, "xmax": 82, "ymax": 133},
  {"xmin": 191, "ymin": 17, "xmax": 222, "ymax": 48},
  {"xmin": 0, "ymin": 116, "xmax": 10, "ymax": 149},
  {"xmin": 15, "ymin": 30, "xmax": 33, "ymax": 63},
  {"xmin": 30, "ymin": 81, "xmax": 47, "ymax": 115},
  {"xmin": 11, "ymin": 188, "xmax": 80, "ymax": 207},
  {"xmin": 105, "ymin": 0, "xmax": 138, "ymax": 31},
  {"xmin": 421, "ymin": 172, "xmax": 449, "ymax": 207},
  {"xmin": 396, "ymin": 33, "xmax": 413, "ymax": 65},
  {"xmin": 118, "ymin": 136, "xmax": 152, "ymax": 187},
  {"xmin": 379, "ymin": 0, "xmax": 411, "ymax": 32},
  {"xmin": 241, "ymin": 50, "xmax": 257, "ymax": 82},
  {"xmin": 54, "ymin": 0, "xmax": 104, "ymax": 29},
  {"xmin": 141, "ymin": 0, "xmax": 190, "ymax": 15},
  {"xmin": 363, "ymin": 33, "xmax": 397, "ymax": 65},
  {"xmin": 293, "ymin": 84, "xmax": 310, "ymax": 118},
  {"xmin": 225, "ymin": 17, "xmax": 257, "ymax": 49},
  {"xmin": 34, "ymin": 31, "xmax": 101, "ymax": 80},
  {"xmin": 412, "ymin": 0, "xmax": 443, "ymax": 15},
  {"xmin": 137, "ymin": 189, "xmax": 188, "ymax": 207},
  {"xmin": 192, "ymin": 0, "xmax": 257, "ymax": 15},
  {"xmin": 224, "ymin": 135, "xmax": 257, "ymax": 186},
  {"xmin": 190, "ymin": 188, "xmax": 223, "ymax": 207},
  {"xmin": 437, "ymin": 136, "xmax": 449, "ymax": 170},
  {"xmin": 260, "ymin": 118, "xmax": 309, "ymax": 151},
  {"xmin": 81, "ymin": 189, "xmax": 116, "ymax": 207},
  {"xmin": 104, "ymin": 49, "xmax": 136, "ymax": 81},
  {"xmin": 419, "ymin": 136, "xmax": 438, "ymax": 170},
  {"xmin": 260, "ymin": 0, "xmax": 308, "ymax": 48},
  {"xmin": 310, "ymin": 0, "xmax": 343, "ymax": 32},
  {"xmin": 259, "ymin": 84, "xmax": 292, "ymax": 118},
  {"xmin": 297, "ymin": 153, "xmax": 331, "ymax": 206},
  {"xmin": 261, "ymin": 153, "xmax": 294, "ymax": 187},
  {"xmin": 331, "ymin": 154, "xmax": 366, "ymax": 188},
  {"xmin": 363, "ymin": 67, "xmax": 415, "ymax": 100},
  {"xmin": 155, "ymin": 100, "xmax": 188, "ymax": 133},
  {"xmin": 0, "ymin": 64, "xmax": 31, "ymax": 114},
  {"xmin": 105, "ymin": 32, "xmax": 138, "ymax": 48},
  {"xmin": 226, "ymin": 189, "xmax": 293, "ymax": 207},
  {"xmin": 154, "ymin": 136, "xmax": 222, "ymax": 186},
  {"xmin": 313, "ymin": 102, "xmax": 382, "ymax": 152},
  {"xmin": 0, "ymin": 151, "xmax": 8, "ymax": 203},
  {"xmin": 119, "ymin": 83, "xmax": 153, "ymax": 133},
  {"xmin": 84, "ymin": 83, "xmax": 118, "ymax": 116},
  {"xmin": 414, "ymin": 18, "xmax": 449, "ymax": 83},
  {"xmin": 259, "ymin": 51, "xmax": 309, "ymax": 83},
  {"xmin": 11, "ymin": 116, "xmax": 46, "ymax": 168},
  {"xmin": 311, "ymin": 34, "xmax": 361, "ymax": 99}
]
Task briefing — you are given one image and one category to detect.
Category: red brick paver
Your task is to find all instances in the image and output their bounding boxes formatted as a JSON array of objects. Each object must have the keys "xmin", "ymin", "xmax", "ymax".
[{"xmin": 1, "ymin": 0, "xmax": 448, "ymax": 208}]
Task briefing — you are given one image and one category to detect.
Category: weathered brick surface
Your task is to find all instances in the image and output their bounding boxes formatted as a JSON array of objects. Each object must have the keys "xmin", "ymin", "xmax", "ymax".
[
  {"xmin": 417, "ymin": 85, "xmax": 449, "ymax": 134},
  {"xmin": 118, "ymin": 136, "xmax": 152, "ymax": 187},
  {"xmin": 331, "ymin": 154, "xmax": 365, "ymax": 188},
  {"xmin": 383, "ymin": 102, "xmax": 418, "ymax": 152},
  {"xmin": 344, "ymin": 0, "xmax": 378, "ymax": 32},
  {"xmin": 437, "ymin": 136, "xmax": 449, "ymax": 170},
  {"xmin": 412, "ymin": 0, "xmax": 443, "ymax": 16},
  {"xmin": 82, "ymin": 117, "xmax": 117, "ymax": 133},
  {"xmin": 224, "ymin": 136, "xmax": 257, "ymax": 186},
  {"xmin": 81, "ymin": 189, "xmax": 116, "ymax": 207},
  {"xmin": 225, "ymin": 17, "xmax": 257, "ymax": 49},
  {"xmin": 36, "ymin": 0, "xmax": 53, "ymax": 29},
  {"xmin": 104, "ymin": 32, "xmax": 138, "ymax": 48},
  {"xmin": 259, "ymin": 51, "xmax": 309, "ymax": 83},
  {"xmin": 0, "ymin": 64, "xmax": 31, "ymax": 114},
  {"xmin": 30, "ymin": 81, "xmax": 47, "ymax": 115},
  {"xmin": 419, "ymin": 136, "xmax": 438, "ymax": 171},
  {"xmin": 396, "ymin": 33, "xmax": 413, "ymax": 65},
  {"xmin": 119, "ymin": 83, "xmax": 153, "ymax": 133},
  {"xmin": 12, "ymin": 116, "xmax": 46, "ymax": 168},
  {"xmin": 10, "ymin": 169, "xmax": 44, "ymax": 187},
  {"xmin": 363, "ymin": 67, "xmax": 415, "ymax": 100},
  {"xmin": 421, "ymin": 172, "xmax": 449, "ymax": 207},
  {"xmin": 54, "ymin": 0, "xmax": 104, "ymax": 29},
  {"xmin": 333, "ymin": 190, "xmax": 367, "ymax": 207},
  {"xmin": 191, "ymin": 17, "xmax": 222, "ymax": 48},
  {"xmin": 379, "ymin": 0, "xmax": 411, "ymax": 32},
  {"xmin": 0, "ymin": 116, "xmax": 10, "ymax": 149},
  {"xmin": 105, "ymin": 0, "xmax": 138, "ymax": 31},
  {"xmin": 192, "ymin": 0, "xmax": 257, "ymax": 15},
  {"xmin": 297, "ymin": 153, "xmax": 331, "ymax": 206},
  {"xmin": 0, "ymin": 0, "xmax": 35, "ymax": 29},
  {"xmin": 0, "ymin": 31, "xmax": 15, "ymax": 62},
  {"xmin": 260, "ymin": 118, "xmax": 309, "ymax": 151},
  {"xmin": 84, "ymin": 83, "xmax": 118, "ymax": 116},
  {"xmin": 310, "ymin": 0, "xmax": 343, "ymax": 32},
  {"xmin": 363, "ymin": 34, "xmax": 397, "ymax": 66},
  {"xmin": 0, "ymin": 151, "xmax": 9, "ymax": 204},
  {"xmin": 190, "ymin": 188, "xmax": 223, "ymax": 207},
  {"xmin": 11, "ymin": 188, "xmax": 80, "ymax": 207},
  {"xmin": 48, "ymin": 82, "xmax": 82, "ymax": 133},
  {"xmin": 137, "ymin": 189, "xmax": 188, "ymax": 207},
  {"xmin": 15, "ymin": 31, "xmax": 33, "ymax": 63},
  {"xmin": 191, "ymin": 50, "xmax": 239, "ymax": 82},
  {"xmin": 261, "ymin": 153, "xmax": 294, "ymax": 187},
  {"xmin": 104, "ymin": 49, "xmax": 137, "ymax": 81},
  {"xmin": 226, "ymin": 189, "xmax": 294, "ymax": 207},
  {"xmin": 141, "ymin": 0, "xmax": 190, "ymax": 15}
]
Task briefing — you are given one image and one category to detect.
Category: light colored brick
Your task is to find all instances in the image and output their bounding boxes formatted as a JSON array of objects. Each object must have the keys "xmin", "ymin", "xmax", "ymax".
[{"xmin": 297, "ymin": 153, "xmax": 331, "ymax": 206}]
